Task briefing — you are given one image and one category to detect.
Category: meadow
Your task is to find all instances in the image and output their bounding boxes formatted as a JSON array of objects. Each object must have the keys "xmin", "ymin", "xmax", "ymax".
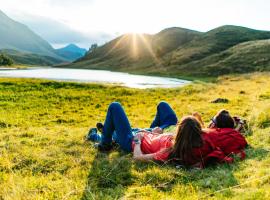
[{"xmin": 0, "ymin": 73, "xmax": 270, "ymax": 199}]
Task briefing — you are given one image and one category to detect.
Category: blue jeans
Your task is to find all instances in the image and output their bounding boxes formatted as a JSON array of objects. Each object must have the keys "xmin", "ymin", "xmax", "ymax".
[
  {"xmin": 95, "ymin": 101, "xmax": 178, "ymax": 152},
  {"xmin": 150, "ymin": 101, "xmax": 178, "ymax": 129}
]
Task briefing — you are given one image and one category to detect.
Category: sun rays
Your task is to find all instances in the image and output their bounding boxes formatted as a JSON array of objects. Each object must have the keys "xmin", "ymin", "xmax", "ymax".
[
  {"xmin": 131, "ymin": 33, "xmax": 138, "ymax": 59},
  {"xmin": 104, "ymin": 32, "xmax": 163, "ymax": 66},
  {"xmin": 105, "ymin": 34, "xmax": 129, "ymax": 56},
  {"xmin": 137, "ymin": 34, "xmax": 162, "ymax": 66}
]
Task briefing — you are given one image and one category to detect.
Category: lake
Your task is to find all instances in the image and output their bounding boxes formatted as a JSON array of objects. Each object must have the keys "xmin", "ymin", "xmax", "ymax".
[{"xmin": 0, "ymin": 68, "xmax": 190, "ymax": 89}]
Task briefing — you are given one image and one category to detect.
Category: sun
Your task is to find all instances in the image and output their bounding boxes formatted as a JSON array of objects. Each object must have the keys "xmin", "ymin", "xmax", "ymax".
[{"xmin": 104, "ymin": 32, "xmax": 162, "ymax": 66}]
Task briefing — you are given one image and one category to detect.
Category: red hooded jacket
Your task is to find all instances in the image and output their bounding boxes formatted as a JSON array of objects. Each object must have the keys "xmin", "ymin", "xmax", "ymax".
[{"xmin": 190, "ymin": 128, "xmax": 248, "ymax": 167}]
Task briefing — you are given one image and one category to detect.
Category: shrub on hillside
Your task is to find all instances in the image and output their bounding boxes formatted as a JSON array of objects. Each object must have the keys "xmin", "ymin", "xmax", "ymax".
[{"xmin": 0, "ymin": 54, "xmax": 14, "ymax": 66}]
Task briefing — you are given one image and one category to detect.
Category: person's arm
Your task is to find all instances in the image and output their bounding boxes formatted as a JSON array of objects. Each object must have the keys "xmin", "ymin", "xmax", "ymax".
[
  {"xmin": 192, "ymin": 112, "xmax": 205, "ymax": 128},
  {"xmin": 133, "ymin": 144, "xmax": 155, "ymax": 161},
  {"xmin": 133, "ymin": 133, "xmax": 155, "ymax": 161},
  {"xmin": 139, "ymin": 128, "xmax": 163, "ymax": 135},
  {"xmin": 151, "ymin": 127, "xmax": 163, "ymax": 134},
  {"xmin": 234, "ymin": 118, "xmax": 245, "ymax": 132}
]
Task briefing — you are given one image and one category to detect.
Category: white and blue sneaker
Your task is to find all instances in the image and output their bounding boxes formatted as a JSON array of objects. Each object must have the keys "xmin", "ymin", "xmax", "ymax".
[{"xmin": 85, "ymin": 128, "xmax": 102, "ymax": 142}]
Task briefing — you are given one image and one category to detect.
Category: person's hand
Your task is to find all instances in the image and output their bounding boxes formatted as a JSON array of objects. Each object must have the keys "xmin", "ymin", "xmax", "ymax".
[
  {"xmin": 192, "ymin": 112, "xmax": 202, "ymax": 121},
  {"xmin": 152, "ymin": 127, "xmax": 163, "ymax": 134},
  {"xmin": 208, "ymin": 122, "xmax": 216, "ymax": 128},
  {"xmin": 138, "ymin": 130, "xmax": 151, "ymax": 134},
  {"xmin": 193, "ymin": 112, "xmax": 205, "ymax": 127},
  {"xmin": 134, "ymin": 132, "xmax": 143, "ymax": 141}
]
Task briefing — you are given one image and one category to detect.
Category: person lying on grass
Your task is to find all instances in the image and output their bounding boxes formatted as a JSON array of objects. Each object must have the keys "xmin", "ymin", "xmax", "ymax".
[
  {"xmin": 87, "ymin": 101, "xmax": 178, "ymax": 149},
  {"xmin": 88, "ymin": 102, "xmax": 248, "ymax": 168}
]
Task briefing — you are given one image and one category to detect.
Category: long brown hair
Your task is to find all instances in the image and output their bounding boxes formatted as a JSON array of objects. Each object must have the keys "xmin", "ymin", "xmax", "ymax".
[{"xmin": 170, "ymin": 116, "xmax": 203, "ymax": 164}]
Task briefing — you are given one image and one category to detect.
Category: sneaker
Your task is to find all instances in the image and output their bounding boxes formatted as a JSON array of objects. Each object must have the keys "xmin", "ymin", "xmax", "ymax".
[
  {"xmin": 94, "ymin": 142, "xmax": 113, "ymax": 152},
  {"xmin": 85, "ymin": 128, "xmax": 101, "ymax": 142},
  {"xmin": 96, "ymin": 122, "xmax": 104, "ymax": 132}
]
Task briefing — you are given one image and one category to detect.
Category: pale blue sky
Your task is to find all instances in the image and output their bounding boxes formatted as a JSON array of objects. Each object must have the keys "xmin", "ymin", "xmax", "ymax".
[{"xmin": 1, "ymin": 0, "xmax": 270, "ymax": 48}]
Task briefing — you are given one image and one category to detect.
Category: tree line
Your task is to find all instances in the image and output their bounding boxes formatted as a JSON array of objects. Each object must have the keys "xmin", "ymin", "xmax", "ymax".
[{"xmin": 0, "ymin": 54, "xmax": 14, "ymax": 66}]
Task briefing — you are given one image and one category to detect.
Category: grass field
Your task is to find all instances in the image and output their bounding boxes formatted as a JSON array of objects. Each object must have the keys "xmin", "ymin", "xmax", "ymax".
[{"xmin": 0, "ymin": 73, "xmax": 270, "ymax": 199}]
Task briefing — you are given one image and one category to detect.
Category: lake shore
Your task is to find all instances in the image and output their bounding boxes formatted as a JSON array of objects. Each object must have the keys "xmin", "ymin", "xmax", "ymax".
[{"xmin": 0, "ymin": 67, "xmax": 190, "ymax": 89}]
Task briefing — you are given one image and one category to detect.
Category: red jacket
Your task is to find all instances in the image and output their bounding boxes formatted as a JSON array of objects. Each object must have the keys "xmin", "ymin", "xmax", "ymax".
[{"xmin": 190, "ymin": 128, "xmax": 248, "ymax": 168}]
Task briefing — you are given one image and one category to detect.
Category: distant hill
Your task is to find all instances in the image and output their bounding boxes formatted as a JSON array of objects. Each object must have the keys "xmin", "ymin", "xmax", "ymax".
[
  {"xmin": 0, "ymin": 10, "xmax": 66, "ymax": 63},
  {"xmin": 152, "ymin": 27, "xmax": 202, "ymax": 57},
  {"xmin": 73, "ymin": 27, "xmax": 201, "ymax": 70},
  {"xmin": 174, "ymin": 39, "xmax": 270, "ymax": 76},
  {"xmin": 75, "ymin": 33, "xmax": 155, "ymax": 70},
  {"xmin": 165, "ymin": 25, "xmax": 270, "ymax": 66},
  {"xmin": 65, "ymin": 25, "xmax": 270, "ymax": 77},
  {"xmin": 0, "ymin": 49, "xmax": 64, "ymax": 66},
  {"xmin": 56, "ymin": 44, "xmax": 87, "ymax": 61}
]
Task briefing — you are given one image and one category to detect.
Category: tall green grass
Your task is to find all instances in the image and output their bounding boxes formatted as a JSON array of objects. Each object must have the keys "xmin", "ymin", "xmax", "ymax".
[{"xmin": 0, "ymin": 73, "xmax": 270, "ymax": 199}]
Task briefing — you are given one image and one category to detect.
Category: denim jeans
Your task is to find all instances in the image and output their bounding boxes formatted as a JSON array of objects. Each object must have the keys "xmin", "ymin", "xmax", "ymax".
[
  {"xmin": 96, "ymin": 101, "xmax": 178, "ymax": 152},
  {"xmin": 150, "ymin": 101, "xmax": 178, "ymax": 129}
]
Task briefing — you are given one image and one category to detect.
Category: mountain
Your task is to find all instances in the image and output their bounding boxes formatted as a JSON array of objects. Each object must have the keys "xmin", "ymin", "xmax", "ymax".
[
  {"xmin": 65, "ymin": 25, "xmax": 270, "ymax": 77},
  {"xmin": 0, "ymin": 10, "xmax": 65, "ymax": 62},
  {"xmin": 56, "ymin": 44, "xmax": 87, "ymax": 61},
  {"xmin": 152, "ymin": 27, "xmax": 202, "ymax": 57},
  {"xmin": 165, "ymin": 25, "xmax": 270, "ymax": 66},
  {"xmin": 0, "ymin": 49, "xmax": 64, "ymax": 66},
  {"xmin": 70, "ymin": 27, "xmax": 201, "ymax": 71},
  {"xmin": 74, "ymin": 33, "xmax": 155, "ymax": 70},
  {"xmin": 174, "ymin": 39, "xmax": 270, "ymax": 76}
]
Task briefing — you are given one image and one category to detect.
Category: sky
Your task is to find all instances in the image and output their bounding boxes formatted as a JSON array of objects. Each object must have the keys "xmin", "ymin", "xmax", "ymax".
[{"xmin": 1, "ymin": 0, "xmax": 270, "ymax": 48}]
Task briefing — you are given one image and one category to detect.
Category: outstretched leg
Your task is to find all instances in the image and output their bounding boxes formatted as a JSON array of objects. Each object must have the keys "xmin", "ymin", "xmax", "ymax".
[
  {"xmin": 101, "ymin": 102, "xmax": 133, "ymax": 152},
  {"xmin": 150, "ymin": 101, "xmax": 178, "ymax": 129}
]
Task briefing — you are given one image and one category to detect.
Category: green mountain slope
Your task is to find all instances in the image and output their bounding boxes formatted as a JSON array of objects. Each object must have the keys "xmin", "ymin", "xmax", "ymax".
[
  {"xmin": 0, "ymin": 10, "xmax": 64, "ymax": 61},
  {"xmin": 165, "ymin": 25, "xmax": 270, "ymax": 66},
  {"xmin": 152, "ymin": 27, "xmax": 202, "ymax": 57},
  {"xmin": 72, "ymin": 28, "xmax": 201, "ymax": 70},
  {"xmin": 0, "ymin": 49, "xmax": 64, "ymax": 66},
  {"xmin": 66, "ymin": 25, "xmax": 270, "ymax": 77},
  {"xmin": 174, "ymin": 39, "xmax": 270, "ymax": 76},
  {"xmin": 75, "ymin": 33, "xmax": 154, "ymax": 70}
]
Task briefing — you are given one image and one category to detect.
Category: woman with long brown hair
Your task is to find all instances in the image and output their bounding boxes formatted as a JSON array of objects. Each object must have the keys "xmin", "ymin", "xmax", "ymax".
[{"xmin": 169, "ymin": 117, "xmax": 204, "ymax": 165}]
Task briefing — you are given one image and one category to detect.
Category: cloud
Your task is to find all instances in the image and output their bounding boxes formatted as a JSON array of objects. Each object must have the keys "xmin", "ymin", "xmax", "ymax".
[
  {"xmin": 46, "ymin": 0, "xmax": 96, "ymax": 7},
  {"xmin": 2, "ymin": 0, "xmax": 270, "ymax": 47},
  {"xmin": 10, "ymin": 13, "xmax": 116, "ymax": 48}
]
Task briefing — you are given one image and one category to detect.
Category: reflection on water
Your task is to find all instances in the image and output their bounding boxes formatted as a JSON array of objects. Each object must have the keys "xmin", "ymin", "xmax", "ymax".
[{"xmin": 0, "ymin": 68, "xmax": 190, "ymax": 89}]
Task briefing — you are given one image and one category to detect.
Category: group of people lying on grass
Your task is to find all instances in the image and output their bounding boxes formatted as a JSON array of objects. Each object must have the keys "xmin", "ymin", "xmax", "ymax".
[{"xmin": 87, "ymin": 101, "xmax": 248, "ymax": 168}]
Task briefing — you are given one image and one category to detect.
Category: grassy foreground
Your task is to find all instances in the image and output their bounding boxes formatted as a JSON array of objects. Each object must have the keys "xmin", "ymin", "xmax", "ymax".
[{"xmin": 0, "ymin": 74, "xmax": 270, "ymax": 199}]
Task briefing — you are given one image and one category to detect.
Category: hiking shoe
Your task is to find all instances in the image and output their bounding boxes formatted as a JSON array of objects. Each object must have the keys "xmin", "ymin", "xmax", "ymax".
[
  {"xmin": 96, "ymin": 122, "xmax": 104, "ymax": 132},
  {"xmin": 94, "ymin": 142, "xmax": 113, "ymax": 152},
  {"xmin": 85, "ymin": 128, "xmax": 101, "ymax": 142}
]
